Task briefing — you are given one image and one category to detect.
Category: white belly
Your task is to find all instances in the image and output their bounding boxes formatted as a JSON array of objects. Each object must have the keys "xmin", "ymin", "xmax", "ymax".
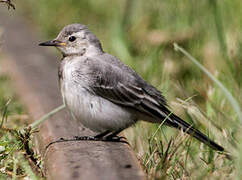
[{"xmin": 62, "ymin": 86, "xmax": 136, "ymax": 132}]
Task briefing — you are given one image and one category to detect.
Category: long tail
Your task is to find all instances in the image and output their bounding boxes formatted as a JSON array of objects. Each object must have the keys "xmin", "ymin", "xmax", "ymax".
[{"xmin": 168, "ymin": 113, "xmax": 224, "ymax": 151}]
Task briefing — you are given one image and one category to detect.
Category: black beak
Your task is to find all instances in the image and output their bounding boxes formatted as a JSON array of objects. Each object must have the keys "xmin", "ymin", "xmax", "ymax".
[{"xmin": 39, "ymin": 40, "xmax": 66, "ymax": 46}]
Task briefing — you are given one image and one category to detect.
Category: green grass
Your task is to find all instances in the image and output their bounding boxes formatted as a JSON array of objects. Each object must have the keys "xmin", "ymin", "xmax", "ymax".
[
  {"xmin": 9, "ymin": 0, "xmax": 242, "ymax": 179},
  {"xmin": 0, "ymin": 74, "xmax": 43, "ymax": 179}
]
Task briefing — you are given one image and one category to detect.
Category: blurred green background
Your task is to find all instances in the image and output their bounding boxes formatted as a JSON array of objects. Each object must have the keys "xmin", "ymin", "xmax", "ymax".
[
  {"xmin": 20, "ymin": 0, "xmax": 242, "ymax": 107},
  {"xmin": 1, "ymin": 0, "xmax": 242, "ymax": 179}
]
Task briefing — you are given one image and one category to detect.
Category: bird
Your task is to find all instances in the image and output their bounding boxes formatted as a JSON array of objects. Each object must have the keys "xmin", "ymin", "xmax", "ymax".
[{"xmin": 39, "ymin": 23, "xmax": 224, "ymax": 151}]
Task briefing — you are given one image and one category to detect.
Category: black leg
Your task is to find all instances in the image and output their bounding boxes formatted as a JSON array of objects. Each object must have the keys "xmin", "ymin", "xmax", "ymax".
[
  {"xmin": 73, "ymin": 130, "xmax": 110, "ymax": 140},
  {"xmin": 94, "ymin": 130, "xmax": 110, "ymax": 139},
  {"xmin": 74, "ymin": 136, "xmax": 96, "ymax": 140},
  {"xmin": 104, "ymin": 129, "xmax": 126, "ymax": 141},
  {"xmin": 72, "ymin": 129, "xmax": 126, "ymax": 142}
]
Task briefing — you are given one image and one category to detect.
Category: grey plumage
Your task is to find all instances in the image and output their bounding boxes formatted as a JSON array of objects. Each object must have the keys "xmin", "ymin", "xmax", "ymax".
[{"xmin": 39, "ymin": 23, "xmax": 224, "ymax": 151}]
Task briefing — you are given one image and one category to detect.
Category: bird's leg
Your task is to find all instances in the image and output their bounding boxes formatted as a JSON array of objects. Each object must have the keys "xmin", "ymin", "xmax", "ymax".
[
  {"xmin": 74, "ymin": 136, "xmax": 96, "ymax": 140},
  {"xmin": 73, "ymin": 130, "xmax": 110, "ymax": 141},
  {"xmin": 74, "ymin": 129, "xmax": 127, "ymax": 142},
  {"xmin": 103, "ymin": 129, "xmax": 126, "ymax": 142},
  {"xmin": 94, "ymin": 131, "xmax": 111, "ymax": 139}
]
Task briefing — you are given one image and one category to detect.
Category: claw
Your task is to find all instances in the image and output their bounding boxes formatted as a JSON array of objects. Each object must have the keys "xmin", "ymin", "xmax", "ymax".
[
  {"xmin": 103, "ymin": 135, "xmax": 126, "ymax": 142},
  {"xmin": 74, "ymin": 136, "xmax": 96, "ymax": 141},
  {"xmin": 46, "ymin": 134, "xmax": 128, "ymax": 151}
]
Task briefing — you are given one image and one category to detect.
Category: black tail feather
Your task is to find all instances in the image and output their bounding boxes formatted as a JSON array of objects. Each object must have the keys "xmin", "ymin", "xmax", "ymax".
[{"xmin": 168, "ymin": 113, "xmax": 224, "ymax": 151}]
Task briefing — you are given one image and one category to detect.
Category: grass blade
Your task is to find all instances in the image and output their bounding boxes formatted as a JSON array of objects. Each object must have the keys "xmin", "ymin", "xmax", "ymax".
[{"xmin": 174, "ymin": 43, "xmax": 242, "ymax": 124}]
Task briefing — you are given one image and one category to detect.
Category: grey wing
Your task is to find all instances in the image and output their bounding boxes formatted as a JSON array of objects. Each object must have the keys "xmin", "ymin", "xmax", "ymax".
[
  {"xmin": 89, "ymin": 60, "xmax": 172, "ymax": 122},
  {"xmin": 94, "ymin": 82, "xmax": 172, "ymax": 120},
  {"xmin": 82, "ymin": 55, "xmax": 225, "ymax": 151}
]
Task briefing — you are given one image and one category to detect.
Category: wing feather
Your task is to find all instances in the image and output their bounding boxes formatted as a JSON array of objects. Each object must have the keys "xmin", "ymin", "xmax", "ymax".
[{"xmin": 93, "ymin": 81, "xmax": 170, "ymax": 121}]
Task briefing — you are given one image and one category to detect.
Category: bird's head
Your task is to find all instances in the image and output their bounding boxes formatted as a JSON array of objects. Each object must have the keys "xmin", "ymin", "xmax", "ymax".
[{"xmin": 39, "ymin": 23, "xmax": 103, "ymax": 57}]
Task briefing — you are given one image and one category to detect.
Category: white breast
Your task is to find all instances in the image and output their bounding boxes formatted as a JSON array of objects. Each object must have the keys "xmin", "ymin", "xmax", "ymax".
[{"xmin": 60, "ymin": 58, "xmax": 136, "ymax": 133}]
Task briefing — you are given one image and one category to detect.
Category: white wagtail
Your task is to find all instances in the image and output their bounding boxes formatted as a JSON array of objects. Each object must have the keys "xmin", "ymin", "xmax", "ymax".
[{"xmin": 39, "ymin": 24, "xmax": 224, "ymax": 151}]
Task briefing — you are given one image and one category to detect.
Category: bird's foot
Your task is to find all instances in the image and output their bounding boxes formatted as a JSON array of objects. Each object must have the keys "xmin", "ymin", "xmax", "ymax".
[
  {"xmin": 45, "ymin": 135, "xmax": 129, "ymax": 151},
  {"xmin": 45, "ymin": 136, "xmax": 100, "ymax": 150},
  {"xmin": 74, "ymin": 136, "xmax": 98, "ymax": 141},
  {"xmin": 102, "ymin": 135, "xmax": 129, "ymax": 145},
  {"xmin": 73, "ymin": 135, "xmax": 127, "ymax": 143},
  {"xmin": 73, "ymin": 135, "xmax": 126, "ymax": 142},
  {"xmin": 103, "ymin": 135, "xmax": 126, "ymax": 142}
]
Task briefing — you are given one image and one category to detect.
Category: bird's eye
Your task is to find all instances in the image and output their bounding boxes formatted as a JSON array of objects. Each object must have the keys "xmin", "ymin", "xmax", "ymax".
[{"xmin": 69, "ymin": 36, "xmax": 76, "ymax": 42}]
